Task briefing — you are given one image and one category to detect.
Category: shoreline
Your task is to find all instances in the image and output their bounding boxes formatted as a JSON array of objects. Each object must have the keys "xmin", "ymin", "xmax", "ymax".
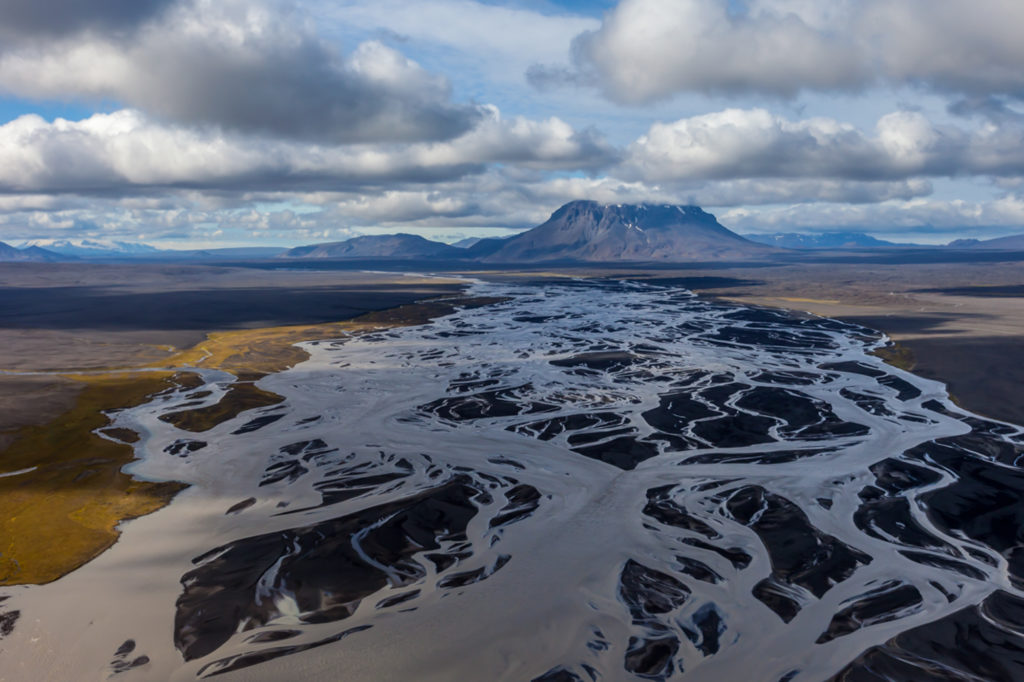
[{"xmin": 0, "ymin": 274, "xmax": 484, "ymax": 586}]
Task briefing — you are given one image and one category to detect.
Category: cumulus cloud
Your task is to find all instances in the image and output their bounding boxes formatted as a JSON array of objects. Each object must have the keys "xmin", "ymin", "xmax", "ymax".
[
  {"xmin": 623, "ymin": 108, "xmax": 1024, "ymax": 182},
  {"xmin": 0, "ymin": 0, "xmax": 478, "ymax": 144},
  {"xmin": 0, "ymin": 107, "xmax": 612, "ymax": 195},
  {"xmin": 537, "ymin": 0, "xmax": 1024, "ymax": 102},
  {"xmin": 721, "ymin": 195, "xmax": 1024, "ymax": 236}
]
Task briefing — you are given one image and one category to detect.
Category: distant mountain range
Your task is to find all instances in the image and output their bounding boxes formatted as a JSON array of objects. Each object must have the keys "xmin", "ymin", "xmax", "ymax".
[
  {"xmin": 19, "ymin": 239, "xmax": 289, "ymax": 260},
  {"xmin": 6, "ymin": 204, "xmax": 1024, "ymax": 265},
  {"xmin": 743, "ymin": 232, "xmax": 910, "ymax": 249},
  {"xmin": 21, "ymin": 238, "xmax": 161, "ymax": 258},
  {"xmin": 0, "ymin": 241, "xmax": 65, "ymax": 262}
]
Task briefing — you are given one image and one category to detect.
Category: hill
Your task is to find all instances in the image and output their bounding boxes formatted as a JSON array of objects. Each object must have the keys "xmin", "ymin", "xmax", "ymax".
[
  {"xmin": 953, "ymin": 234, "xmax": 1024, "ymax": 250},
  {"xmin": 281, "ymin": 234, "xmax": 464, "ymax": 259}
]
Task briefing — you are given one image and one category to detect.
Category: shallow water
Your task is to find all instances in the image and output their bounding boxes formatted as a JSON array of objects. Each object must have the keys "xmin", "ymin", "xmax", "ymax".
[{"xmin": 2, "ymin": 279, "xmax": 1024, "ymax": 681}]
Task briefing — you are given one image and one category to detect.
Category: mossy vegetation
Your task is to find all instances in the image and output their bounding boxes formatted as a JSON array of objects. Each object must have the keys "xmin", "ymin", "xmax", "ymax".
[
  {"xmin": 0, "ymin": 373, "xmax": 186, "ymax": 585},
  {"xmin": 872, "ymin": 342, "xmax": 916, "ymax": 372},
  {"xmin": 0, "ymin": 294, "xmax": 497, "ymax": 586}
]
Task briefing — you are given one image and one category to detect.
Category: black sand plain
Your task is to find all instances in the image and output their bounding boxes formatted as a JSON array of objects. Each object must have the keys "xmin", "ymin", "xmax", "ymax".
[{"xmin": 0, "ymin": 263, "xmax": 465, "ymax": 444}]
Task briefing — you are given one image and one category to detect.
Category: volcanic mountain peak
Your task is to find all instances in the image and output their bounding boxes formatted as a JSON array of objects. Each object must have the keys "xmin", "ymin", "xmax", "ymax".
[{"xmin": 484, "ymin": 200, "xmax": 771, "ymax": 262}]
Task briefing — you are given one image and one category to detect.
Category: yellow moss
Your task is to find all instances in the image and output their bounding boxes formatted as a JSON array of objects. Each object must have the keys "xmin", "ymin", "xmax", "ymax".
[
  {"xmin": 778, "ymin": 296, "xmax": 841, "ymax": 305},
  {"xmin": 873, "ymin": 342, "xmax": 916, "ymax": 372},
  {"xmin": 98, "ymin": 427, "xmax": 141, "ymax": 443},
  {"xmin": 0, "ymin": 373, "xmax": 186, "ymax": 586}
]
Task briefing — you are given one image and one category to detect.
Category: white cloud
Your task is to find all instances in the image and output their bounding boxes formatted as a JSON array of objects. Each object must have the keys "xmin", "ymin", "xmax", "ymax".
[
  {"xmin": 623, "ymin": 108, "xmax": 1024, "ymax": 182},
  {"xmin": 0, "ymin": 107, "xmax": 612, "ymax": 194},
  {"xmin": 545, "ymin": 0, "xmax": 1024, "ymax": 102},
  {"xmin": 721, "ymin": 195, "xmax": 1024, "ymax": 234}
]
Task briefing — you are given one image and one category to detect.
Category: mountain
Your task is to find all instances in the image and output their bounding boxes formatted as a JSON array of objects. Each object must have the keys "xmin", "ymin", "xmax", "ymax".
[
  {"xmin": 953, "ymin": 234, "xmax": 1024, "ymax": 249},
  {"xmin": 0, "ymin": 241, "xmax": 66, "ymax": 262},
  {"xmin": 482, "ymin": 201, "xmax": 772, "ymax": 262},
  {"xmin": 16, "ymin": 240, "xmax": 288, "ymax": 261},
  {"xmin": 452, "ymin": 235, "xmax": 516, "ymax": 251},
  {"xmin": 465, "ymin": 237, "xmax": 512, "ymax": 258},
  {"xmin": 743, "ymin": 231, "xmax": 908, "ymax": 249},
  {"xmin": 156, "ymin": 246, "xmax": 289, "ymax": 260},
  {"xmin": 21, "ymin": 238, "xmax": 161, "ymax": 259},
  {"xmin": 281, "ymin": 233, "xmax": 464, "ymax": 259}
]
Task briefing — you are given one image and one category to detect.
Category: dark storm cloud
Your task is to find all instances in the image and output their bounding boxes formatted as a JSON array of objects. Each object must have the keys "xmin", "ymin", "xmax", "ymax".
[
  {"xmin": 0, "ymin": 0, "xmax": 176, "ymax": 38},
  {"xmin": 127, "ymin": 38, "xmax": 482, "ymax": 144}
]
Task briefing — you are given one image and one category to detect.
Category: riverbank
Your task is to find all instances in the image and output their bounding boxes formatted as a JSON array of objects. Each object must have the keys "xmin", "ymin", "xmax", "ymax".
[{"xmin": 0, "ymin": 264, "xmax": 472, "ymax": 585}]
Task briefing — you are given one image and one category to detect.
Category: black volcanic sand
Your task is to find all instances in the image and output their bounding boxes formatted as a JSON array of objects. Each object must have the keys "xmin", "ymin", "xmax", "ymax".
[
  {"xmin": 830, "ymin": 590, "xmax": 1024, "ymax": 681},
  {"xmin": 827, "ymin": 412, "xmax": 1024, "ymax": 679},
  {"xmin": 0, "ymin": 264, "xmax": 464, "ymax": 345},
  {"xmin": 178, "ymin": 474, "xmax": 538, "ymax": 677}
]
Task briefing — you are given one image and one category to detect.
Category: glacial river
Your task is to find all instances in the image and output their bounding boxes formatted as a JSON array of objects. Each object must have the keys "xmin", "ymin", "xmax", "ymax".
[{"xmin": 2, "ymin": 279, "xmax": 1023, "ymax": 681}]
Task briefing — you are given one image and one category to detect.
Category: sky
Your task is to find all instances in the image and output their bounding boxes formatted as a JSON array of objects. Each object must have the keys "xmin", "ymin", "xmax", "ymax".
[{"xmin": 1, "ymin": 0, "xmax": 1024, "ymax": 248}]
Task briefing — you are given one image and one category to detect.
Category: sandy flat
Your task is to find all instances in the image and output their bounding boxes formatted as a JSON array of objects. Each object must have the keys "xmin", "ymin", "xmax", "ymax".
[{"xmin": 0, "ymin": 262, "xmax": 467, "ymax": 435}]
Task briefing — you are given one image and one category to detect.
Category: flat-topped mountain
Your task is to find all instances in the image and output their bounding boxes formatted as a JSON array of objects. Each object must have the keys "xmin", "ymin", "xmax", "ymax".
[
  {"xmin": 482, "ymin": 201, "xmax": 773, "ymax": 262},
  {"xmin": 281, "ymin": 233, "xmax": 463, "ymax": 259}
]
